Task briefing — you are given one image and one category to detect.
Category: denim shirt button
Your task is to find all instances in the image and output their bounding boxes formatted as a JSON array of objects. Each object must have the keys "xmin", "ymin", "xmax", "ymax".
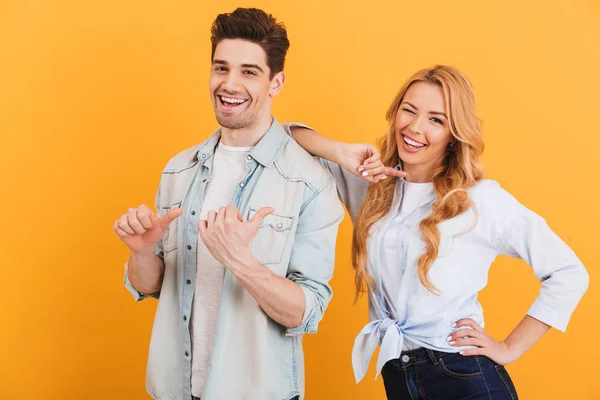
[{"xmin": 239, "ymin": 182, "xmax": 245, "ymax": 188}]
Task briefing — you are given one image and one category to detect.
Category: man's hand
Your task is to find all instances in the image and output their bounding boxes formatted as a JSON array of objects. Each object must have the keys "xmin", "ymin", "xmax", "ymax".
[
  {"xmin": 113, "ymin": 204, "xmax": 182, "ymax": 255},
  {"xmin": 198, "ymin": 205, "xmax": 274, "ymax": 268}
]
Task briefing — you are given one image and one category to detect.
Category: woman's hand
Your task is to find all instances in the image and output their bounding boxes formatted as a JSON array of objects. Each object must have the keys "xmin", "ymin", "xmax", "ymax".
[
  {"xmin": 448, "ymin": 318, "xmax": 521, "ymax": 365},
  {"xmin": 337, "ymin": 143, "xmax": 406, "ymax": 183}
]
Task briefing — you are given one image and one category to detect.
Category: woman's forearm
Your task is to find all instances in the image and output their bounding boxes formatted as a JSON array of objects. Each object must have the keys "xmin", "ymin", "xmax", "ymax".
[
  {"xmin": 290, "ymin": 127, "xmax": 344, "ymax": 163},
  {"xmin": 504, "ymin": 315, "xmax": 551, "ymax": 359}
]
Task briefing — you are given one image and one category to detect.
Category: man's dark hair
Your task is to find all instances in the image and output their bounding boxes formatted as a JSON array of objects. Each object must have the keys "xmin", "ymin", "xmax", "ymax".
[{"xmin": 211, "ymin": 8, "xmax": 290, "ymax": 79}]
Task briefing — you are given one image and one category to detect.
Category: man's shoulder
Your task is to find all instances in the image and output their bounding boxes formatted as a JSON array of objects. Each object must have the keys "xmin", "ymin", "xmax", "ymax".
[
  {"xmin": 275, "ymin": 137, "xmax": 334, "ymax": 192},
  {"xmin": 162, "ymin": 137, "xmax": 214, "ymax": 173}
]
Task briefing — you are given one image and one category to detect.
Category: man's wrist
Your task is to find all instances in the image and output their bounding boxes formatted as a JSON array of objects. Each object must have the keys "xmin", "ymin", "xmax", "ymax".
[
  {"xmin": 226, "ymin": 250, "xmax": 257, "ymax": 271},
  {"xmin": 227, "ymin": 252, "xmax": 273, "ymax": 281},
  {"xmin": 131, "ymin": 246, "xmax": 157, "ymax": 261}
]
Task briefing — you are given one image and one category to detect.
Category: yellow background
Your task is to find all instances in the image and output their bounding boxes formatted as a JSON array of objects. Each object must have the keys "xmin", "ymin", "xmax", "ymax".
[{"xmin": 1, "ymin": 0, "xmax": 599, "ymax": 399}]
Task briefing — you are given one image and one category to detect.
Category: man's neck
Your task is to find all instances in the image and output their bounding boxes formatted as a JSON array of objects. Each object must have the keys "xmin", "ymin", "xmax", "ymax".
[{"xmin": 220, "ymin": 115, "xmax": 274, "ymax": 147}]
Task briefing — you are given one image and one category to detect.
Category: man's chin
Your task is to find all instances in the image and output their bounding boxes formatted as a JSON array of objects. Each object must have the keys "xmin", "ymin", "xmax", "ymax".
[{"xmin": 216, "ymin": 115, "xmax": 249, "ymax": 130}]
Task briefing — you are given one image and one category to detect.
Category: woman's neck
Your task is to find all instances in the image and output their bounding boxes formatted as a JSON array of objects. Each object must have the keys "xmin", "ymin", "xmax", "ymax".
[{"xmin": 402, "ymin": 162, "xmax": 435, "ymax": 183}]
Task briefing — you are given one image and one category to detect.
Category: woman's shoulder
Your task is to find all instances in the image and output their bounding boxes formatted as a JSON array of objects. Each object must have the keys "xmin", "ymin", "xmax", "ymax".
[
  {"xmin": 468, "ymin": 179, "xmax": 526, "ymax": 216},
  {"xmin": 468, "ymin": 179, "xmax": 507, "ymax": 200}
]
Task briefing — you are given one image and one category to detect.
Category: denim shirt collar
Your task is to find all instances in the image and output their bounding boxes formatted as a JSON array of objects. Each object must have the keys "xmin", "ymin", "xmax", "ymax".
[
  {"xmin": 249, "ymin": 118, "xmax": 287, "ymax": 167},
  {"xmin": 190, "ymin": 118, "xmax": 287, "ymax": 169}
]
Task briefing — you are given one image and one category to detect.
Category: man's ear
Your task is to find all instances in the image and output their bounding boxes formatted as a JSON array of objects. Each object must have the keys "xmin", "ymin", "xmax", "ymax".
[{"xmin": 269, "ymin": 71, "xmax": 286, "ymax": 97}]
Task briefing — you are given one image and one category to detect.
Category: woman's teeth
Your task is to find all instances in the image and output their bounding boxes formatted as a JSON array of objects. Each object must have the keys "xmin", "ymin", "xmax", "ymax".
[{"xmin": 403, "ymin": 136, "xmax": 425, "ymax": 147}]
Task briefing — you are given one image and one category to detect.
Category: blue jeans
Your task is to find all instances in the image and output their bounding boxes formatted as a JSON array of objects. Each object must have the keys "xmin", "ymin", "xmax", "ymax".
[
  {"xmin": 192, "ymin": 396, "xmax": 300, "ymax": 399},
  {"xmin": 382, "ymin": 348, "xmax": 518, "ymax": 399}
]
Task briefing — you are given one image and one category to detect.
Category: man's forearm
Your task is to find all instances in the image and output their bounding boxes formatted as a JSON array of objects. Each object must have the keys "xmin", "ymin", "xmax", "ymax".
[
  {"xmin": 127, "ymin": 250, "xmax": 165, "ymax": 295},
  {"xmin": 227, "ymin": 256, "xmax": 306, "ymax": 328}
]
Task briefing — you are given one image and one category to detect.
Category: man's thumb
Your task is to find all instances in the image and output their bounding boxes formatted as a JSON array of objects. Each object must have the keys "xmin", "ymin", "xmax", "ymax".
[
  {"xmin": 250, "ymin": 207, "xmax": 275, "ymax": 225},
  {"xmin": 158, "ymin": 208, "xmax": 183, "ymax": 229}
]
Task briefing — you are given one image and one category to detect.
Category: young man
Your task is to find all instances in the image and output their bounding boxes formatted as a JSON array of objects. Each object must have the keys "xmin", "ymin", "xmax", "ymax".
[{"xmin": 113, "ymin": 8, "xmax": 344, "ymax": 400}]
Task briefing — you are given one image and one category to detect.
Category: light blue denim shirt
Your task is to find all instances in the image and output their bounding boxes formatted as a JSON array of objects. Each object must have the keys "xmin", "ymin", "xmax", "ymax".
[
  {"xmin": 123, "ymin": 119, "xmax": 344, "ymax": 400},
  {"xmin": 321, "ymin": 160, "xmax": 589, "ymax": 383}
]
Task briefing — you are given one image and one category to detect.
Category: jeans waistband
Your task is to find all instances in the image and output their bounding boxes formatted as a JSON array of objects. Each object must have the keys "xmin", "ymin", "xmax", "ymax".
[{"xmin": 400, "ymin": 347, "xmax": 459, "ymax": 365}]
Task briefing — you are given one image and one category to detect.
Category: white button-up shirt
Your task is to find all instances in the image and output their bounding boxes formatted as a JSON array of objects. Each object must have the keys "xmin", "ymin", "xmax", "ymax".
[{"xmin": 321, "ymin": 161, "xmax": 589, "ymax": 383}]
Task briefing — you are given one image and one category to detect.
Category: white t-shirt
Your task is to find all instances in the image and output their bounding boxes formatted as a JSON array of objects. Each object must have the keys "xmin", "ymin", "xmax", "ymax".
[
  {"xmin": 190, "ymin": 142, "xmax": 252, "ymax": 397},
  {"xmin": 380, "ymin": 181, "xmax": 435, "ymax": 351}
]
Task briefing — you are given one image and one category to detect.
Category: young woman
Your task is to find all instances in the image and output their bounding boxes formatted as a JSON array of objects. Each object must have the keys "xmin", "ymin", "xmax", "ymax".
[{"xmin": 287, "ymin": 65, "xmax": 589, "ymax": 399}]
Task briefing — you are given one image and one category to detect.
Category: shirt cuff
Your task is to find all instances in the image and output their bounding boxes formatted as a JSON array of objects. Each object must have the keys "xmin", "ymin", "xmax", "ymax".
[
  {"xmin": 123, "ymin": 262, "xmax": 159, "ymax": 301},
  {"xmin": 527, "ymin": 297, "xmax": 569, "ymax": 332},
  {"xmin": 285, "ymin": 285, "xmax": 318, "ymax": 336},
  {"xmin": 281, "ymin": 122, "xmax": 315, "ymax": 136}
]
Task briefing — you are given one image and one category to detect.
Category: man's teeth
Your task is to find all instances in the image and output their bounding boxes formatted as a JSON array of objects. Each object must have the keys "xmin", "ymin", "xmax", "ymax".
[
  {"xmin": 403, "ymin": 136, "xmax": 425, "ymax": 147},
  {"xmin": 221, "ymin": 96, "xmax": 246, "ymax": 104}
]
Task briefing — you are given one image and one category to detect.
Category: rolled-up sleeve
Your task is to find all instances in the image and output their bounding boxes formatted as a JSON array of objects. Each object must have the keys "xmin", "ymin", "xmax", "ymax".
[
  {"xmin": 123, "ymin": 241, "xmax": 164, "ymax": 301},
  {"xmin": 122, "ymin": 185, "xmax": 165, "ymax": 301},
  {"xmin": 285, "ymin": 178, "xmax": 344, "ymax": 336},
  {"xmin": 490, "ymin": 185, "xmax": 589, "ymax": 332}
]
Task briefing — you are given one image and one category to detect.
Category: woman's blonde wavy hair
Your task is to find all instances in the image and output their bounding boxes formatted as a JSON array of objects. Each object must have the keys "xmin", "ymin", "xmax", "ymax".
[{"xmin": 352, "ymin": 65, "xmax": 485, "ymax": 299}]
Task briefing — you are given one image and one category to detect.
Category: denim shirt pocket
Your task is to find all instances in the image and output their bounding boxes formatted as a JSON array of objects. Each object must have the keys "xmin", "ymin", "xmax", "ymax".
[
  {"xmin": 248, "ymin": 208, "xmax": 294, "ymax": 266},
  {"xmin": 160, "ymin": 201, "xmax": 182, "ymax": 253}
]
